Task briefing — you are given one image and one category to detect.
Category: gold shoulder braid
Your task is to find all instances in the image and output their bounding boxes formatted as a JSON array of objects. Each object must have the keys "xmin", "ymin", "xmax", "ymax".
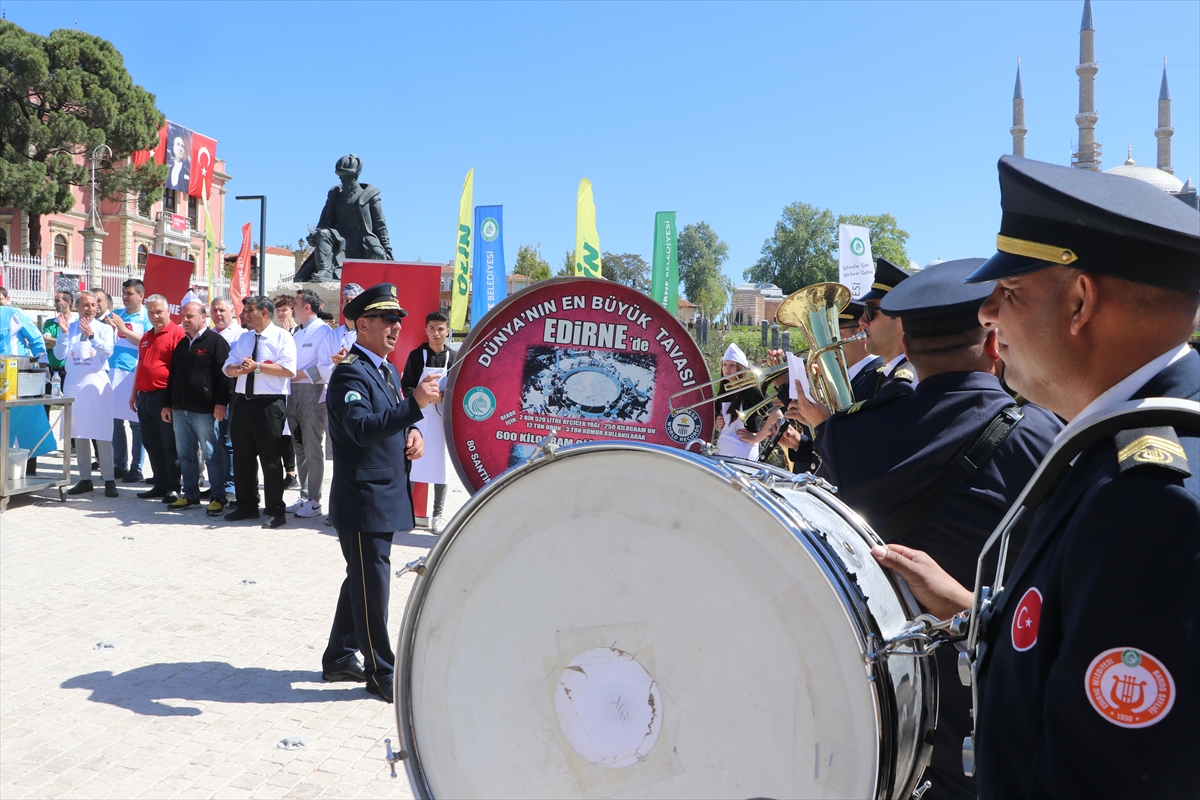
[
  {"xmin": 340, "ymin": 353, "xmax": 359, "ymax": 366},
  {"xmin": 1114, "ymin": 426, "xmax": 1191, "ymax": 476},
  {"xmin": 893, "ymin": 368, "xmax": 916, "ymax": 383}
]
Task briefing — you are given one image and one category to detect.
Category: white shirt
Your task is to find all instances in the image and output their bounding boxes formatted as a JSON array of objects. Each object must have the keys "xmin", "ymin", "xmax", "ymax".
[
  {"xmin": 223, "ymin": 324, "xmax": 298, "ymax": 396},
  {"xmin": 291, "ymin": 316, "xmax": 335, "ymax": 384},
  {"xmin": 215, "ymin": 322, "xmax": 244, "ymax": 347},
  {"xmin": 846, "ymin": 354, "xmax": 875, "ymax": 382},
  {"xmin": 319, "ymin": 324, "xmax": 358, "ymax": 383},
  {"xmin": 1057, "ymin": 344, "xmax": 1192, "ymax": 442}
]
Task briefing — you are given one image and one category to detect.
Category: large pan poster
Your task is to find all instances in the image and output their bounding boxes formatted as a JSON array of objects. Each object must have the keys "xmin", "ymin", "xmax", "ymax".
[{"xmin": 447, "ymin": 278, "xmax": 714, "ymax": 492}]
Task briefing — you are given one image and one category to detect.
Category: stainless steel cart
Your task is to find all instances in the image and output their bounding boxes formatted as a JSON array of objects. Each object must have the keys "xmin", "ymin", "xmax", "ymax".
[{"xmin": 0, "ymin": 396, "xmax": 74, "ymax": 511}]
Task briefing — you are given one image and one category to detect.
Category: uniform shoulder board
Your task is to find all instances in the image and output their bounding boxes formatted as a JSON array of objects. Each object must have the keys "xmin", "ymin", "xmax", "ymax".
[
  {"xmin": 840, "ymin": 391, "xmax": 904, "ymax": 417},
  {"xmin": 1114, "ymin": 426, "xmax": 1191, "ymax": 476},
  {"xmin": 339, "ymin": 353, "xmax": 359, "ymax": 366},
  {"xmin": 892, "ymin": 367, "xmax": 916, "ymax": 383},
  {"xmin": 875, "ymin": 365, "xmax": 888, "ymax": 374}
]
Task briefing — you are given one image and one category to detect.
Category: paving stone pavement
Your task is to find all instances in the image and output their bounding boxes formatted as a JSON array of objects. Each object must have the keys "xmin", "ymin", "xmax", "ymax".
[{"xmin": 0, "ymin": 452, "xmax": 470, "ymax": 799}]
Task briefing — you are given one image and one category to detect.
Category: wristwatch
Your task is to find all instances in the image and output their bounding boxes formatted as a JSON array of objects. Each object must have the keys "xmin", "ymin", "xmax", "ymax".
[{"xmin": 254, "ymin": 364, "xmax": 262, "ymax": 375}]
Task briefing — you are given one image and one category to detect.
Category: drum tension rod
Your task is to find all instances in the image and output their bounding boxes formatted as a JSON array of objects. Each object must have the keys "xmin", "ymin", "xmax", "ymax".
[
  {"xmin": 525, "ymin": 429, "xmax": 560, "ymax": 464},
  {"xmin": 384, "ymin": 738, "xmax": 406, "ymax": 778},
  {"xmin": 397, "ymin": 557, "xmax": 427, "ymax": 578},
  {"xmin": 865, "ymin": 613, "xmax": 970, "ymax": 664}
]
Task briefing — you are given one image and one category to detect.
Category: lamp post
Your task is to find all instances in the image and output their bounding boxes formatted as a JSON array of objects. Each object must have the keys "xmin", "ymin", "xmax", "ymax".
[{"xmin": 235, "ymin": 195, "xmax": 267, "ymax": 296}]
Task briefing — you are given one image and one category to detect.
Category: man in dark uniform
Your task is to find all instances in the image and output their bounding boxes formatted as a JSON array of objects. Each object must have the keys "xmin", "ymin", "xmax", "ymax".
[
  {"xmin": 322, "ymin": 283, "xmax": 441, "ymax": 702},
  {"xmin": 875, "ymin": 156, "xmax": 1199, "ymax": 798},
  {"xmin": 860, "ymin": 257, "xmax": 917, "ymax": 399},
  {"xmin": 789, "ymin": 258, "xmax": 1062, "ymax": 799}
]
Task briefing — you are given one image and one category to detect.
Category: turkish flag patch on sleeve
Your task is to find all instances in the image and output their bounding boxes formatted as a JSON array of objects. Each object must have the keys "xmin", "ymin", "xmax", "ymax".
[{"xmin": 1011, "ymin": 587, "xmax": 1043, "ymax": 651}]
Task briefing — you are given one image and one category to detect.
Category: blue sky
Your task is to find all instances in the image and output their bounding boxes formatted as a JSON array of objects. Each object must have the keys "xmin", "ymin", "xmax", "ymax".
[{"xmin": 9, "ymin": 1, "xmax": 1199, "ymax": 286}]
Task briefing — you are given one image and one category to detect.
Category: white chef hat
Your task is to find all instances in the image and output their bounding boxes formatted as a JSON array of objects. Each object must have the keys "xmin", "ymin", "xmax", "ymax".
[{"xmin": 722, "ymin": 343, "xmax": 748, "ymax": 367}]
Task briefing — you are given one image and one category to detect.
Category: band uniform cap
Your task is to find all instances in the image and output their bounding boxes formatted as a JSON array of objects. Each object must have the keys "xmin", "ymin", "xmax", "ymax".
[
  {"xmin": 722, "ymin": 342, "xmax": 749, "ymax": 368},
  {"xmin": 342, "ymin": 283, "xmax": 407, "ymax": 322},
  {"xmin": 859, "ymin": 258, "xmax": 913, "ymax": 302},
  {"xmin": 880, "ymin": 258, "xmax": 994, "ymax": 336},
  {"xmin": 967, "ymin": 156, "xmax": 1200, "ymax": 291},
  {"xmin": 840, "ymin": 301, "xmax": 865, "ymax": 325}
]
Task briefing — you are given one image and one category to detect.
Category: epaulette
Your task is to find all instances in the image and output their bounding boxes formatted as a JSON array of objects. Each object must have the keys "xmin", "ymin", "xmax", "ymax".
[
  {"xmin": 1114, "ymin": 426, "xmax": 1190, "ymax": 476},
  {"xmin": 837, "ymin": 390, "xmax": 905, "ymax": 418},
  {"xmin": 892, "ymin": 367, "xmax": 916, "ymax": 383},
  {"xmin": 339, "ymin": 353, "xmax": 359, "ymax": 366}
]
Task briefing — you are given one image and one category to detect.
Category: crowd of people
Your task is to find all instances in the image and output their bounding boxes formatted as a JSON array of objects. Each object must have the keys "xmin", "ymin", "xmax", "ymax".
[{"xmin": 3, "ymin": 279, "xmax": 456, "ymax": 534}]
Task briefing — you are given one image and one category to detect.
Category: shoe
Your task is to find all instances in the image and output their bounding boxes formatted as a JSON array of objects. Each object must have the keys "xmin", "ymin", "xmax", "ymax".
[
  {"xmin": 224, "ymin": 508, "xmax": 261, "ymax": 522},
  {"xmin": 206, "ymin": 500, "xmax": 226, "ymax": 516},
  {"xmin": 199, "ymin": 489, "xmax": 212, "ymax": 500},
  {"xmin": 431, "ymin": 515, "xmax": 446, "ymax": 535},
  {"xmin": 91, "ymin": 460, "xmax": 100, "ymax": 470},
  {"xmin": 286, "ymin": 497, "xmax": 308, "ymax": 513},
  {"xmin": 67, "ymin": 480, "xmax": 94, "ymax": 495},
  {"xmin": 295, "ymin": 500, "xmax": 323, "ymax": 518},
  {"xmin": 122, "ymin": 471, "xmax": 142, "ymax": 483},
  {"xmin": 322, "ymin": 660, "xmax": 367, "ymax": 682},
  {"xmin": 262, "ymin": 514, "xmax": 286, "ymax": 529},
  {"xmin": 365, "ymin": 682, "xmax": 394, "ymax": 704},
  {"xmin": 113, "ymin": 468, "xmax": 127, "ymax": 479},
  {"xmin": 169, "ymin": 497, "xmax": 199, "ymax": 510},
  {"xmin": 137, "ymin": 488, "xmax": 166, "ymax": 499},
  {"xmin": 324, "ymin": 515, "xmax": 333, "ymax": 527},
  {"xmin": 104, "ymin": 481, "xmax": 119, "ymax": 498},
  {"xmin": 283, "ymin": 474, "xmax": 300, "ymax": 490},
  {"xmin": 161, "ymin": 492, "xmax": 181, "ymax": 504},
  {"xmin": 226, "ymin": 498, "xmax": 238, "ymax": 509}
]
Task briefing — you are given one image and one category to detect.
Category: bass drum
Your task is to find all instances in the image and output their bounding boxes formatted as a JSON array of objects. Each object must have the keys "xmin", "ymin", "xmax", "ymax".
[{"xmin": 396, "ymin": 443, "xmax": 935, "ymax": 799}]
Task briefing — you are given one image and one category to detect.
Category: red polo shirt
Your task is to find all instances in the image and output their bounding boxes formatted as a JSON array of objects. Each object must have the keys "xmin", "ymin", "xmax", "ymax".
[{"xmin": 135, "ymin": 321, "xmax": 185, "ymax": 392}]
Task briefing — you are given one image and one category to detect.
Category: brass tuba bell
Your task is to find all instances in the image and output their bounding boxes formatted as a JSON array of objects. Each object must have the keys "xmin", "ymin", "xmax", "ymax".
[{"xmin": 775, "ymin": 282, "xmax": 862, "ymax": 413}]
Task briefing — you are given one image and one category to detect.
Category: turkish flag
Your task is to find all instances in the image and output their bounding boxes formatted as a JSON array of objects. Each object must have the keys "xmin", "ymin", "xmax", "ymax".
[
  {"xmin": 188, "ymin": 132, "xmax": 218, "ymax": 198},
  {"xmin": 133, "ymin": 123, "xmax": 168, "ymax": 168}
]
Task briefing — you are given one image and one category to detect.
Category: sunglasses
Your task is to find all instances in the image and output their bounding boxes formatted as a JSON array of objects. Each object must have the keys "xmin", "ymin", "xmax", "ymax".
[
  {"xmin": 361, "ymin": 313, "xmax": 404, "ymax": 325},
  {"xmin": 862, "ymin": 304, "xmax": 883, "ymax": 322}
]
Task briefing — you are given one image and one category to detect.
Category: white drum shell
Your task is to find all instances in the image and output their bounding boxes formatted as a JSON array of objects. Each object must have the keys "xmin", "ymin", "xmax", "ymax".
[{"xmin": 397, "ymin": 445, "xmax": 934, "ymax": 799}]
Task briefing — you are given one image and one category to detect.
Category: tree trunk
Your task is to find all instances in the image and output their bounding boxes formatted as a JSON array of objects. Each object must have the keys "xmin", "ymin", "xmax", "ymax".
[{"xmin": 27, "ymin": 212, "xmax": 41, "ymax": 259}]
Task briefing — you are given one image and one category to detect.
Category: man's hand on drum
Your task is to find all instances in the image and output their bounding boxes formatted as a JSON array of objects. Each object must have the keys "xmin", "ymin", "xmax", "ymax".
[
  {"xmin": 871, "ymin": 543, "xmax": 974, "ymax": 620},
  {"xmin": 412, "ymin": 375, "xmax": 441, "ymax": 408},
  {"xmin": 405, "ymin": 428, "xmax": 425, "ymax": 460},
  {"xmin": 786, "ymin": 380, "xmax": 832, "ymax": 427}
]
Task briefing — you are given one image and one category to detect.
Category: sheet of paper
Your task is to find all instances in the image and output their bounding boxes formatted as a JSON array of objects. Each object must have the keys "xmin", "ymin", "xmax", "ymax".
[{"xmin": 787, "ymin": 351, "xmax": 813, "ymax": 403}]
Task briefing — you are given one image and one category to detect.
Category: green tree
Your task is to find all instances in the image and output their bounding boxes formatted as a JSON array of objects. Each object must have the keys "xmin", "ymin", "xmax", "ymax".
[
  {"xmin": 557, "ymin": 249, "xmax": 576, "ymax": 277},
  {"xmin": 836, "ymin": 213, "xmax": 911, "ymax": 271},
  {"xmin": 513, "ymin": 243, "xmax": 552, "ymax": 282},
  {"xmin": 0, "ymin": 22, "xmax": 165, "ymax": 258},
  {"xmin": 677, "ymin": 221, "xmax": 728, "ymax": 303},
  {"xmin": 600, "ymin": 251, "xmax": 650, "ymax": 293},
  {"xmin": 744, "ymin": 202, "xmax": 837, "ymax": 294},
  {"xmin": 693, "ymin": 272, "xmax": 731, "ymax": 322}
]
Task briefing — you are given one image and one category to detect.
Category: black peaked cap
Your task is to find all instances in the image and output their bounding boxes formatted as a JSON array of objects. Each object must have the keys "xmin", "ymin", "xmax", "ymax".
[
  {"xmin": 342, "ymin": 283, "xmax": 408, "ymax": 322},
  {"xmin": 859, "ymin": 257, "xmax": 913, "ymax": 302},
  {"xmin": 881, "ymin": 258, "xmax": 993, "ymax": 336}
]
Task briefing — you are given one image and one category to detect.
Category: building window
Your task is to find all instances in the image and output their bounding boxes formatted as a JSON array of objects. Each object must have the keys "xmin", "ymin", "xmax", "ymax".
[
  {"xmin": 137, "ymin": 245, "xmax": 148, "ymax": 269},
  {"xmin": 0, "ymin": 227, "xmax": 7, "ymax": 253},
  {"xmin": 188, "ymin": 195, "xmax": 199, "ymax": 229},
  {"xmin": 163, "ymin": 189, "xmax": 176, "ymax": 214},
  {"xmin": 53, "ymin": 234, "xmax": 68, "ymax": 265}
]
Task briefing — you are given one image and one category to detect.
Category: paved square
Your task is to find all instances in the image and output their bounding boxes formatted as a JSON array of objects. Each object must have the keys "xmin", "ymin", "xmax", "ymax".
[{"xmin": 1, "ymin": 451, "xmax": 467, "ymax": 799}]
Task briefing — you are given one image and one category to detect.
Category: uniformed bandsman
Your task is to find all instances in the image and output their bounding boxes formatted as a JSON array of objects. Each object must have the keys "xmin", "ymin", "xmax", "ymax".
[
  {"xmin": 320, "ymin": 283, "xmax": 441, "ymax": 703},
  {"xmin": 841, "ymin": 300, "xmax": 886, "ymax": 402},
  {"xmin": 791, "ymin": 258, "xmax": 1063, "ymax": 799},
  {"xmin": 875, "ymin": 156, "xmax": 1200, "ymax": 798},
  {"xmin": 859, "ymin": 257, "xmax": 918, "ymax": 398}
]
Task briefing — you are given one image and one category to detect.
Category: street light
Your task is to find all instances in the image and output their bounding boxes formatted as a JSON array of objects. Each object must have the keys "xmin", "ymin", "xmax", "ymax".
[{"xmin": 235, "ymin": 194, "xmax": 267, "ymax": 296}]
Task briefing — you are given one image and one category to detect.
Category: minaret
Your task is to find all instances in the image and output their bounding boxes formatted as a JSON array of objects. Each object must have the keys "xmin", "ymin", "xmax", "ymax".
[
  {"xmin": 1156, "ymin": 59, "xmax": 1173, "ymax": 174},
  {"xmin": 1011, "ymin": 58, "xmax": 1027, "ymax": 157},
  {"xmin": 1073, "ymin": 0, "xmax": 1100, "ymax": 170}
]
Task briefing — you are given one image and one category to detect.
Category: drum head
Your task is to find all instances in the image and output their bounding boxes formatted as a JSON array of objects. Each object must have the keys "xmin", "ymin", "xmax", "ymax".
[{"xmin": 402, "ymin": 446, "xmax": 891, "ymax": 798}]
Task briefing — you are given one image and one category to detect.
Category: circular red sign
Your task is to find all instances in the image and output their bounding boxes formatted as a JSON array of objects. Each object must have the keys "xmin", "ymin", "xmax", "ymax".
[
  {"xmin": 445, "ymin": 278, "xmax": 715, "ymax": 492},
  {"xmin": 1010, "ymin": 586, "xmax": 1043, "ymax": 652}
]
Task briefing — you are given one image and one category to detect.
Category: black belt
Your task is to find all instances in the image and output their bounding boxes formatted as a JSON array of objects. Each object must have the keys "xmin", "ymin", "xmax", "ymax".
[{"xmin": 235, "ymin": 393, "xmax": 285, "ymax": 401}]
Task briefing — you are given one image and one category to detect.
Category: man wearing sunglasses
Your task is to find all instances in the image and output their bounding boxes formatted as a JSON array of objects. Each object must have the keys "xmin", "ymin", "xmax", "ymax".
[
  {"xmin": 322, "ymin": 283, "xmax": 441, "ymax": 703},
  {"xmin": 860, "ymin": 257, "xmax": 918, "ymax": 400}
]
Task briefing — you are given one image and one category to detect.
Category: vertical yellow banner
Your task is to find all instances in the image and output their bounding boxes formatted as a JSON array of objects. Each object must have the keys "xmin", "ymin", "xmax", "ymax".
[
  {"xmin": 449, "ymin": 168, "xmax": 474, "ymax": 331},
  {"xmin": 574, "ymin": 178, "xmax": 601, "ymax": 278}
]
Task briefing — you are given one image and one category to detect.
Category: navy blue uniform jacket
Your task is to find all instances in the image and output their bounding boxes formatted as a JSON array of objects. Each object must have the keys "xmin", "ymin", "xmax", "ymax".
[
  {"xmin": 326, "ymin": 345, "xmax": 424, "ymax": 533},
  {"xmin": 975, "ymin": 350, "xmax": 1200, "ymax": 799}
]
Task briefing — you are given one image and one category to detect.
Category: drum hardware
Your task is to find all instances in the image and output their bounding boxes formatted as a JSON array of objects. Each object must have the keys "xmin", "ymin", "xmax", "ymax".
[
  {"xmin": 524, "ymin": 429, "xmax": 560, "ymax": 464},
  {"xmin": 397, "ymin": 557, "xmax": 428, "ymax": 579},
  {"xmin": 911, "ymin": 779, "xmax": 932, "ymax": 799},
  {"xmin": 384, "ymin": 738, "xmax": 406, "ymax": 778}
]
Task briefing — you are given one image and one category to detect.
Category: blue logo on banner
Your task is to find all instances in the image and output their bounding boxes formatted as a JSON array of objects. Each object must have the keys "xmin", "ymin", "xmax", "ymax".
[{"xmin": 470, "ymin": 205, "xmax": 507, "ymax": 326}]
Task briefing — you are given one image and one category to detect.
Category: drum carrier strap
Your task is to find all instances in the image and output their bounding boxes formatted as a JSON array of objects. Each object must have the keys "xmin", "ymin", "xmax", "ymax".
[{"xmin": 877, "ymin": 404, "xmax": 1023, "ymax": 542}]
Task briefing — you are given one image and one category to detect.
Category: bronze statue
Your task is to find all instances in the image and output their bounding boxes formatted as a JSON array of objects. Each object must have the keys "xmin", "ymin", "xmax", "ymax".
[{"xmin": 294, "ymin": 154, "xmax": 393, "ymax": 282}]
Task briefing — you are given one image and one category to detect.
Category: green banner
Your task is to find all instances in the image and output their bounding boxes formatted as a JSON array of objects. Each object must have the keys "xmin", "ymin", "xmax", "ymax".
[{"xmin": 650, "ymin": 211, "xmax": 678, "ymax": 315}]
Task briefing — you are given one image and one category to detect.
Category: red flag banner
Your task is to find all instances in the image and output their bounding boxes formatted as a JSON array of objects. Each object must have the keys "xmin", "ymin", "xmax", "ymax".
[
  {"xmin": 142, "ymin": 253, "xmax": 194, "ymax": 324},
  {"xmin": 132, "ymin": 123, "xmax": 168, "ymax": 168},
  {"xmin": 231, "ymin": 223, "xmax": 254, "ymax": 316},
  {"xmin": 187, "ymin": 132, "xmax": 217, "ymax": 199}
]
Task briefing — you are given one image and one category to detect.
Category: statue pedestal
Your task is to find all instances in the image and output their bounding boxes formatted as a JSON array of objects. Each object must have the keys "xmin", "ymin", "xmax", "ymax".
[{"xmin": 276, "ymin": 280, "xmax": 344, "ymax": 319}]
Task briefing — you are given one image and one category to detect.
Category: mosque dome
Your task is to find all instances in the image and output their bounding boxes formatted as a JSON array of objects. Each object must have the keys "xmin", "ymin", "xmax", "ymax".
[{"xmin": 1105, "ymin": 150, "xmax": 1184, "ymax": 192}]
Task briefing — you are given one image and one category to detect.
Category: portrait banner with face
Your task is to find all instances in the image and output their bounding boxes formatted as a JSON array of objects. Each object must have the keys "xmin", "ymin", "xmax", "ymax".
[
  {"xmin": 187, "ymin": 132, "xmax": 217, "ymax": 199},
  {"xmin": 164, "ymin": 122, "xmax": 193, "ymax": 194},
  {"xmin": 143, "ymin": 253, "xmax": 194, "ymax": 324}
]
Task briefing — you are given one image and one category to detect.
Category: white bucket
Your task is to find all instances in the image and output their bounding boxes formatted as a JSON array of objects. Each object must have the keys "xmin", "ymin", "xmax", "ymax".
[{"xmin": 5, "ymin": 448, "xmax": 29, "ymax": 489}]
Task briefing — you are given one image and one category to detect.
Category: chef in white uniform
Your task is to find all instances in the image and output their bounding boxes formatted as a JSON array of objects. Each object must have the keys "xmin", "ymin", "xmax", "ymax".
[
  {"xmin": 401, "ymin": 311, "xmax": 454, "ymax": 533},
  {"xmin": 54, "ymin": 290, "xmax": 118, "ymax": 496},
  {"xmin": 714, "ymin": 343, "xmax": 779, "ymax": 461}
]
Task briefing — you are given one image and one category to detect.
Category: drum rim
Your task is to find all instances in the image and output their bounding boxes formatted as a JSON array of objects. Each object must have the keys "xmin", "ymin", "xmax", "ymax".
[{"xmin": 396, "ymin": 444, "xmax": 933, "ymax": 799}]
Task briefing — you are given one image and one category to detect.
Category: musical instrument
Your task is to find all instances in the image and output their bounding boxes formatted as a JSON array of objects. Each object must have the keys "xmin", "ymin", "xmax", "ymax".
[
  {"xmin": 775, "ymin": 282, "xmax": 861, "ymax": 414},
  {"xmin": 395, "ymin": 440, "xmax": 936, "ymax": 799}
]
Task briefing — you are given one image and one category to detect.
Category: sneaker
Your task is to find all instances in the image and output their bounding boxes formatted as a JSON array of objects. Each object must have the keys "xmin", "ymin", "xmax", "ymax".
[
  {"xmin": 286, "ymin": 497, "xmax": 308, "ymax": 513},
  {"xmin": 169, "ymin": 497, "xmax": 199, "ymax": 509},
  {"xmin": 431, "ymin": 515, "xmax": 447, "ymax": 535},
  {"xmin": 283, "ymin": 473, "xmax": 300, "ymax": 490},
  {"xmin": 295, "ymin": 500, "xmax": 323, "ymax": 518},
  {"xmin": 206, "ymin": 500, "xmax": 226, "ymax": 517}
]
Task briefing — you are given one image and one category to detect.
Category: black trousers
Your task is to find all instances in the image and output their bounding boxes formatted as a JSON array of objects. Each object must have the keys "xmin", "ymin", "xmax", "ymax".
[
  {"xmin": 230, "ymin": 395, "xmax": 287, "ymax": 515},
  {"xmin": 323, "ymin": 529, "xmax": 394, "ymax": 691},
  {"xmin": 136, "ymin": 390, "xmax": 180, "ymax": 493}
]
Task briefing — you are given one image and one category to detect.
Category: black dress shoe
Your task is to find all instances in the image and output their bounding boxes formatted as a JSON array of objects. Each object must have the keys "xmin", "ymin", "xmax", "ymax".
[
  {"xmin": 113, "ymin": 468, "xmax": 127, "ymax": 479},
  {"xmin": 137, "ymin": 488, "xmax": 167, "ymax": 499},
  {"xmin": 365, "ymin": 682, "xmax": 394, "ymax": 703},
  {"xmin": 322, "ymin": 661, "xmax": 367, "ymax": 682},
  {"xmin": 67, "ymin": 480, "xmax": 94, "ymax": 495},
  {"xmin": 123, "ymin": 471, "xmax": 143, "ymax": 484},
  {"xmin": 199, "ymin": 488, "xmax": 212, "ymax": 499},
  {"xmin": 223, "ymin": 508, "xmax": 261, "ymax": 522},
  {"xmin": 104, "ymin": 481, "xmax": 119, "ymax": 498},
  {"xmin": 161, "ymin": 492, "xmax": 181, "ymax": 504},
  {"xmin": 262, "ymin": 514, "xmax": 286, "ymax": 529}
]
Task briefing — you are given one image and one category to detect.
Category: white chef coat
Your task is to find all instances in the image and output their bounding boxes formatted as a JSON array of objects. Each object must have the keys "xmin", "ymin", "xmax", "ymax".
[{"xmin": 54, "ymin": 319, "xmax": 115, "ymax": 440}]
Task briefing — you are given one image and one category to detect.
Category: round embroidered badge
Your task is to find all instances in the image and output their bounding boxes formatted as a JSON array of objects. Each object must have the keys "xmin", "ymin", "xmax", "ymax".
[
  {"xmin": 1085, "ymin": 647, "xmax": 1175, "ymax": 728},
  {"xmin": 1010, "ymin": 587, "xmax": 1043, "ymax": 651}
]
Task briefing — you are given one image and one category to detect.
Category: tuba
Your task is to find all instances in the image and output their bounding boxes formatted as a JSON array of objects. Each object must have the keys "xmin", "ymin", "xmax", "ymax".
[{"xmin": 775, "ymin": 282, "xmax": 862, "ymax": 414}]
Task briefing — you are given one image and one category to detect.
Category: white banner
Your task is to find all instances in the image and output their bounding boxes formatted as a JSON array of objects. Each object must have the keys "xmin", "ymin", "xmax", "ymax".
[{"xmin": 838, "ymin": 224, "xmax": 874, "ymax": 300}]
